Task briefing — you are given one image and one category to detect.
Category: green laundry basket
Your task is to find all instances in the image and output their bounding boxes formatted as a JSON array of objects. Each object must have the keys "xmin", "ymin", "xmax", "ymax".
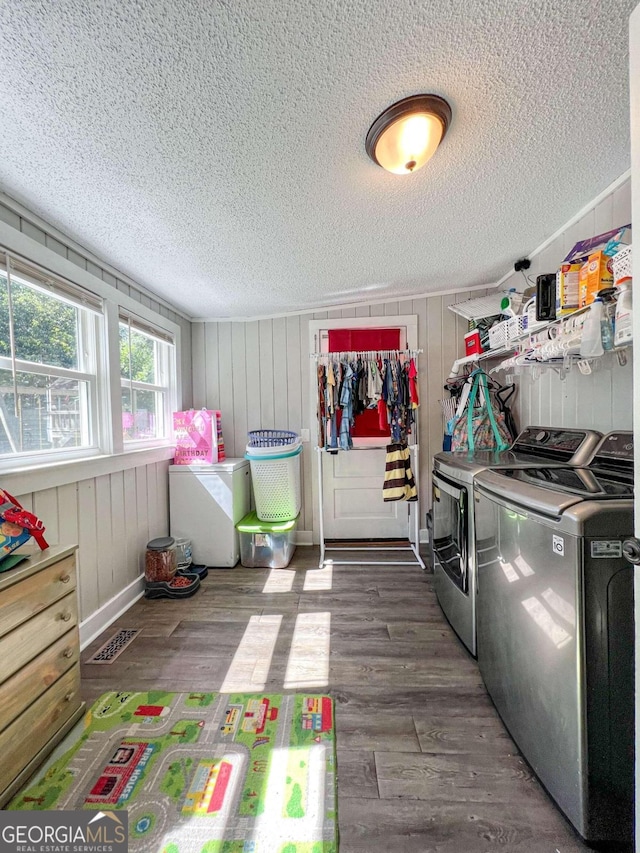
[{"xmin": 236, "ymin": 511, "xmax": 298, "ymax": 568}]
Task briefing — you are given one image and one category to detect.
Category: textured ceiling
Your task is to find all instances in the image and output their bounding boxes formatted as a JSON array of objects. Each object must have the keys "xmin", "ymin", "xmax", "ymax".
[{"xmin": 0, "ymin": 0, "xmax": 635, "ymax": 319}]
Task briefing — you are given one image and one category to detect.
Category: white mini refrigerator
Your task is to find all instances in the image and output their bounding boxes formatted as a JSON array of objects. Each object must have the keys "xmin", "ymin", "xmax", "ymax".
[{"xmin": 169, "ymin": 459, "xmax": 251, "ymax": 567}]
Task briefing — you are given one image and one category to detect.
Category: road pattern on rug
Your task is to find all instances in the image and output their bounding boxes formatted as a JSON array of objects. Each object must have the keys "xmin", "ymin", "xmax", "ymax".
[{"xmin": 10, "ymin": 690, "xmax": 337, "ymax": 853}]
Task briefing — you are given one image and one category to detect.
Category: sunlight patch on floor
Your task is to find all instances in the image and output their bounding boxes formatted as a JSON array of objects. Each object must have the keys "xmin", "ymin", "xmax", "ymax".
[
  {"xmin": 220, "ymin": 615, "xmax": 282, "ymax": 692},
  {"xmin": 158, "ymin": 752, "xmax": 246, "ymax": 850},
  {"xmin": 250, "ymin": 743, "xmax": 328, "ymax": 847},
  {"xmin": 284, "ymin": 612, "xmax": 330, "ymax": 689},
  {"xmin": 303, "ymin": 564, "xmax": 333, "ymax": 592},
  {"xmin": 262, "ymin": 569, "xmax": 296, "ymax": 593}
]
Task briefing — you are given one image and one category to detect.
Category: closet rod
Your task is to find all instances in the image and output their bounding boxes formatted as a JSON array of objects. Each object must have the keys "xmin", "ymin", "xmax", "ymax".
[
  {"xmin": 310, "ymin": 348, "xmax": 423, "ymax": 360},
  {"xmin": 318, "ymin": 445, "xmax": 418, "ymax": 452}
]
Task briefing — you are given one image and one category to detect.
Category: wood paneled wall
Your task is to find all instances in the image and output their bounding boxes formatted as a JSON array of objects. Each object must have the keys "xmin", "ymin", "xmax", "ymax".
[
  {"xmin": 499, "ymin": 177, "xmax": 633, "ymax": 433},
  {"xmin": 15, "ymin": 460, "xmax": 170, "ymax": 623},
  {"xmin": 193, "ymin": 293, "xmax": 478, "ymax": 536},
  {"xmin": 0, "ymin": 197, "xmax": 187, "ymax": 632}
]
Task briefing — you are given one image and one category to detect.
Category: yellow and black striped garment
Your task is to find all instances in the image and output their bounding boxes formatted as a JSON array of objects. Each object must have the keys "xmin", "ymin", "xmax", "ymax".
[{"xmin": 383, "ymin": 442, "xmax": 417, "ymax": 502}]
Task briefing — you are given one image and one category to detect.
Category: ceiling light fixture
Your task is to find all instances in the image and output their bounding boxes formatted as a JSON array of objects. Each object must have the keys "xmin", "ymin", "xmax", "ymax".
[{"xmin": 365, "ymin": 94, "xmax": 452, "ymax": 175}]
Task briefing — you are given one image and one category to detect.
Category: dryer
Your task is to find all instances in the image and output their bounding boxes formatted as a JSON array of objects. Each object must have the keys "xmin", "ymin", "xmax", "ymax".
[
  {"xmin": 431, "ymin": 427, "xmax": 601, "ymax": 655},
  {"xmin": 474, "ymin": 432, "xmax": 634, "ymax": 844}
]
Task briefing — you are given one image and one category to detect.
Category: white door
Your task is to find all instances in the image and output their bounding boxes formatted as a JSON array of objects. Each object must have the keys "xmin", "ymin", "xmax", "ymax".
[
  {"xmin": 309, "ymin": 315, "xmax": 419, "ymax": 541},
  {"xmin": 321, "ymin": 445, "xmax": 414, "ymax": 539},
  {"xmin": 627, "ymin": 6, "xmax": 639, "ymax": 849}
]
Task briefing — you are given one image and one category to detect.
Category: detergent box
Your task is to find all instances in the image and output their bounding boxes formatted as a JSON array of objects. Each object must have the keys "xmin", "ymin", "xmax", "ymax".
[
  {"xmin": 556, "ymin": 262, "xmax": 582, "ymax": 315},
  {"xmin": 563, "ymin": 224, "xmax": 631, "ymax": 311},
  {"xmin": 581, "ymin": 250, "xmax": 613, "ymax": 307},
  {"xmin": 578, "ymin": 261, "xmax": 591, "ymax": 309}
]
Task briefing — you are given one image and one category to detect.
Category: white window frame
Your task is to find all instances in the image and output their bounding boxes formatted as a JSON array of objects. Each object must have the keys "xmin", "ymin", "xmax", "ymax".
[
  {"xmin": 0, "ymin": 226, "xmax": 182, "ymax": 482},
  {"xmin": 0, "ymin": 258, "xmax": 106, "ymax": 469},
  {"xmin": 118, "ymin": 314, "xmax": 177, "ymax": 450}
]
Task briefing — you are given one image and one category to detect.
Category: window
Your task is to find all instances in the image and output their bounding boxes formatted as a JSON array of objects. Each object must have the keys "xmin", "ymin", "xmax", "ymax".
[
  {"xmin": 0, "ymin": 254, "xmax": 102, "ymax": 461},
  {"xmin": 0, "ymin": 244, "xmax": 179, "ymax": 470},
  {"xmin": 119, "ymin": 313, "xmax": 175, "ymax": 444}
]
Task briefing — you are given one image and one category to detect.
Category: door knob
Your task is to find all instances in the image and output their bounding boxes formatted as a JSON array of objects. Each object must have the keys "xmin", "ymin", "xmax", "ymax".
[{"xmin": 622, "ymin": 538, "xmax": 640, "ymax": 565}]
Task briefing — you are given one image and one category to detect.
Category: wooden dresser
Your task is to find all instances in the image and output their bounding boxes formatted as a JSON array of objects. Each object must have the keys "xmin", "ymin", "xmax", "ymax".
[{"xmin": 0, "ymin": 545, "xmax": 85, "ymax": 806}]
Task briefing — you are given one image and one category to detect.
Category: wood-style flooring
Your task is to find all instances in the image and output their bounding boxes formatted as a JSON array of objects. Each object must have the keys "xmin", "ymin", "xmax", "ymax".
[{"xmin": 81, "ymin": 547, "xmax": 599, "ymax": 852}]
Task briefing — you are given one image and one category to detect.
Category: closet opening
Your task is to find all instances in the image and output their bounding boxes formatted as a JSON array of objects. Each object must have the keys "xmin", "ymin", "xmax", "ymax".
[{"xmin": 309, "ymin": 315, "xmax": 422, "ymax": 568}]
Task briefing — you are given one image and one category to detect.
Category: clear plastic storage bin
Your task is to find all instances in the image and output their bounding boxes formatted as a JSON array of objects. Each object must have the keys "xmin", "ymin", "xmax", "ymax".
[{"xmin": 236, "ymin": 511, "xmax": 298, "ymax": 568}]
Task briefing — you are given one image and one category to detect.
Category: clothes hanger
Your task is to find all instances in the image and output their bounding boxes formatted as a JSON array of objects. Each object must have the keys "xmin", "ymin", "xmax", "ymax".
[
  {"xmin": 470, "ymin": 369, "xmax": 500, "ymax": 390},
  {"xmin": 495, "ymin": 384, "xmax": 518, "ymax": 439},
  {"xmin": 495, "ymin": 384, "xmax": 516, "ymax": 405}
]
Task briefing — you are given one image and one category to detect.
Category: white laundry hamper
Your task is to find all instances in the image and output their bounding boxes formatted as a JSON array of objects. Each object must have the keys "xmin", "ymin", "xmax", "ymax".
[{"xmin": 245, "ymin": 437, "xmax": 302, "ymax": 523}]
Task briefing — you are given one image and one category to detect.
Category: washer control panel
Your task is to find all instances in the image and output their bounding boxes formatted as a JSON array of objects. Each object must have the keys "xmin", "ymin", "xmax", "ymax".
[
  {"xmin": 592, "ymin": 432, "xmax": 634, "ymax": 464},
  {"xmin": 514, "ymin": 427, "xmax": 600, "ymax": 460}
]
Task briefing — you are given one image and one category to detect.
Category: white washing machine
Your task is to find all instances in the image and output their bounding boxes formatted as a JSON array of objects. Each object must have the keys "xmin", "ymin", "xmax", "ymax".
[{"xmin": 169, "ymin": 459, "xmax": 251, "ymax": 567}]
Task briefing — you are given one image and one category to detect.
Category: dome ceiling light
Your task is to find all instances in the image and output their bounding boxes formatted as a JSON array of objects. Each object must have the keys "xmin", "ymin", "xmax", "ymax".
[{"xmin": 365, "ymin": 94, "xmax": 452, "ymax": 175}]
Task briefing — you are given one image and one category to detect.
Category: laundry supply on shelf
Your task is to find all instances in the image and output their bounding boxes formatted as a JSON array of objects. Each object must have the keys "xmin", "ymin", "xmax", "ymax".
[
  {"xmin": 614, "ymin": 279, "xmax": 633, "ymax": 347},
  {"xmin": 579, "ymin": 299, "xmax": 605, "ymax": 358},
  {"xmin": 557, "ymin": 262, "xmax": 583, "ymax": 315}
]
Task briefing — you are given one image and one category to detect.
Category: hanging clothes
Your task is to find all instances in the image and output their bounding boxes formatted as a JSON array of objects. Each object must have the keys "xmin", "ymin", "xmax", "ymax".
[
  {"xmin": 317, "ymin": 364, "xmax": 326, "ymax": 448},
  {"xmin": 382, "ymin": 443, "xmax": 418, "ymax": 502},
  {"xmin": 366, "ymin": 359, "xmax": 383, "ymax": 406},
  {"xmin": 326, "ymin": 362, "xmax": 338, "ymax": 451},
  {"xmin": 339, "ymin": 362, "xmax": 354, "ymax": 450},
  {"xmin": 314, "ymin": 350, "xmax": 419, "ymax": 451},
  {"xmin": 377, "ymin": 398, "xmax": 388, "ymax": 431},
  {"xmin": 409, "ymin": 358, "xmax": 419, "ymax": 408}
]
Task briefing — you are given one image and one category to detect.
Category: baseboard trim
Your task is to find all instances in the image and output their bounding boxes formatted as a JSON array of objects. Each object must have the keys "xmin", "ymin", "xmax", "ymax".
[
  {"xmin": 79, "ymin": 575, "xmax": 145, "ymax": 650},
  {"xmin": 419, "ymin": 527, "xmax": 430, "ymax": 544},
  {"xmin": 295, "ymin": 530, "xmax": 313, "ymax": 546}
]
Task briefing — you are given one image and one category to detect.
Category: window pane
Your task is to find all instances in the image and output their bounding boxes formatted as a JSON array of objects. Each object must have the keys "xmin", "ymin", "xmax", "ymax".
[
  {"xmin": 119, "ymin": 324, "xmax": 130, "ymax": 380},
  {"xmin": 8, "ymin": 277, "xmax": 79, "ymax": 369},
  {"xmin": 119, "ymin": 323, "xmax": 156, "ymax": 384},
  {"xmin": 0, "ymin": 369, "xmax": 89, "ymax": 455},
  {"xmin": 0, "ymin": 274, "xmax": 9, "ymax": 358},
  {"xmin": 122, "ymin": 387, "xmax": 163, "ymax": 441}
]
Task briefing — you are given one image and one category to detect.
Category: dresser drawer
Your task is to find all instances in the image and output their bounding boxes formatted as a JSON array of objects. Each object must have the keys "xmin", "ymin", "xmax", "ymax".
[
  {"xmin": 0, "ymin": 592, "xmax": 78, "ymax": 685},
  {"xmin": 0, "ymin": 630, "xmax": 79, "ymax": 733},
  {"xmin": 0, "ymin": 665, "xmax": 81, "ymax": 798},
  {"xmin": 0, "ymin": 556, "xmax": 76, "ymax": 640}
]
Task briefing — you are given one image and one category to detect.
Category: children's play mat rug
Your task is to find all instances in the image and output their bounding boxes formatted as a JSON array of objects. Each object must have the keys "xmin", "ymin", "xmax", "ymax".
[{"xmin": 10, "ymin": 691, "xmax": 337, "ymax": 853}]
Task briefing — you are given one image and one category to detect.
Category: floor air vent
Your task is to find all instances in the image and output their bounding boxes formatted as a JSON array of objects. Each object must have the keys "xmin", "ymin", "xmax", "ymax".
[{"xmin": 86, "ymin": 628, "xmax": 141, "ymax": 664}]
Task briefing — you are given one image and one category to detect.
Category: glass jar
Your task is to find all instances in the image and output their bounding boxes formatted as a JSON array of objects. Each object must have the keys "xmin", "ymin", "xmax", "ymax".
[
  {"xmin": 145, "ymin": 536, "xmax": 177, "ymax": 582},
  {"xmin": 175, "ymin": 537, "xmax": 192, "ymax": 569}
]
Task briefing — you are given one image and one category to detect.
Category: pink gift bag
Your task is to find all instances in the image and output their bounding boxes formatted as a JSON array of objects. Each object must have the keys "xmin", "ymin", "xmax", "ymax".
[{"xmin": 173, "ymin": 409, "xmax": 224, "ymax": 464}]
